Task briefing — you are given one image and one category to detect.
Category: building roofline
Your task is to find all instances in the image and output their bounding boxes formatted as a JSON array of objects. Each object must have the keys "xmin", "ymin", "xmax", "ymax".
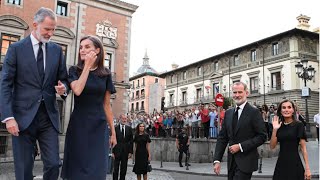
[
  {"xmin": 129, "ymin": 72, "xmax": 160, "ymax": 80},
  {"xmin": 159, "ymin": 28, "xmax": 319, "ymax": 77},
  {"xmin": 96, "ymin": 0, "xmax": 139, "ymax": 13}
]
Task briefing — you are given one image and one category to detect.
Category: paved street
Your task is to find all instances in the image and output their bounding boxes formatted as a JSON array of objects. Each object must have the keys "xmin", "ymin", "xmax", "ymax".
[
  {"xmin": 0, "ymin": 141, "xmax": 319, "ymax": 180},
  {"xmin": 1, "ymin": 164, "xmax": 318, "ymax": 180}
]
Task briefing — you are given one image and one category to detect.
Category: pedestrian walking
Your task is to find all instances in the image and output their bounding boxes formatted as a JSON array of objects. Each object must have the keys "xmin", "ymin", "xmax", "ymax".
[
  {"xmin": 61, "ymin": 35, "xmax": 117, "ymax": 180},
  {"xmin": 133, "ymin": 123, "xmax": 151, "ymax": 180},
  {"xmin": 176, "ymin": 127, "xmax": 191, "ymax": 167},
  {"xmin": 112, "ymin": 114, "xmax": 133, "ymax": 180},
  {"xmin": 0, "ymin": 7, "xmax": 69, "ymax": 180},
  {"xmin": 213, "ymin": 82, "xmax": 267, "ymax": 180},
  {"xmin": 270, "ymin": 99, "xmax": 311, "ymax": 180}
]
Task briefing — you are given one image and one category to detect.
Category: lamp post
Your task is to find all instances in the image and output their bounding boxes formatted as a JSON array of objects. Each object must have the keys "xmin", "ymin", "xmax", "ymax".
[{"xmin": 295, "ymin": 57, "xmax": 316, "ymax": 135}]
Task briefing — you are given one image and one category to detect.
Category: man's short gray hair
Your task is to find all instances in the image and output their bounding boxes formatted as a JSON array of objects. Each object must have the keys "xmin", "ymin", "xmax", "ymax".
[
  {"xmin": 232, "ymin": 81, "xmax": 248, "ymax": 91},
  {"xmin": 34, "ymin": 7, "xmax": 56, "ymax": 23}
]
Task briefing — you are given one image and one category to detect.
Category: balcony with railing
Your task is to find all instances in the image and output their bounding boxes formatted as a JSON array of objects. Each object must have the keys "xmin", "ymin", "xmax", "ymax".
[{"xmin": 179, "ymin": 99, "xmax": 188, "ymax": 106}]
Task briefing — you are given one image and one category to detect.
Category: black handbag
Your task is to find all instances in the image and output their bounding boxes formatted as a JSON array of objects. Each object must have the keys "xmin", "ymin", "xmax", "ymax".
[
  {"xmin": 107, "ymin": 147, "xmax": 114, "ymax": 174},
  {"xmin": 147, "ymin": 161, "xmax": 152, "ymax": 172}
]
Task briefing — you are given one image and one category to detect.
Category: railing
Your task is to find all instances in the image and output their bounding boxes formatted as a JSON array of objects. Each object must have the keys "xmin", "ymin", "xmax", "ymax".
[
  {"xmin": 139, "ymin": 126, "xmax": 220, "ymax": 139},
  {"xmin": 269, "ymin": 86, "xmax": 283, "ymax": 91},
  {"xmin": 179, "ymin": 100, "xmax": 188, "ymax": 106}
]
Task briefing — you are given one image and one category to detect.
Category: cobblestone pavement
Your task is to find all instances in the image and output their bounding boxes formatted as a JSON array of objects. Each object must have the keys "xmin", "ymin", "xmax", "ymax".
[
  {"xmin": 0, "ymin": 163, "xmax": 175, "ymax": 180},
  {"xmin": 105, "ymin": 166, "xmax": 174, "ymax": 180},
  {"xmin": 1, "ymin": 141, "xmax": 318, "ymax": 180}
]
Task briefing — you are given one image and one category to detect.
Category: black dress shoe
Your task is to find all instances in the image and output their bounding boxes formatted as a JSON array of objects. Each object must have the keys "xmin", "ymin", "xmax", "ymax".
[
  {"xmin": 185, "ymin": 163, "xmax": 191, "ymax": 166},
  {"xmin": 179, "ymin": 164, "xmax": 183, "ymax": 167}
]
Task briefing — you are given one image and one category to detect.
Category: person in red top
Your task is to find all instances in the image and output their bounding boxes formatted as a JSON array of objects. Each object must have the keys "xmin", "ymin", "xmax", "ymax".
[
  {"xmin": 219, "ymin": 108, "xmax": 226, "ymax": 130},
  {"xmin": 199, "ymin": 104, "xmax": 210, "ymax": 139}
]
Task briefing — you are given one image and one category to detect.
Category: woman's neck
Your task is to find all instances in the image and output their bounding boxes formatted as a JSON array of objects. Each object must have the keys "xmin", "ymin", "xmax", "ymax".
[{"xmin": 283, "ymin": 117, "xmax": 293, "ymax": 124}]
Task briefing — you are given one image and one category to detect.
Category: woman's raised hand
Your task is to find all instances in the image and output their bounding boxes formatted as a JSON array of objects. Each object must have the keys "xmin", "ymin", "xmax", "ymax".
[
  {"xmin": 272, "ymin": 115, "xmax": 282, "ymax": 130},
  {"xmin": 84, "ymin": 51, "xmax": 97, "ymax": 69}
]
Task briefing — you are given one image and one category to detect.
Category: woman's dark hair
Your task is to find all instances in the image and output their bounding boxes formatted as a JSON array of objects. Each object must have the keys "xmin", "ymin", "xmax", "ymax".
[
  {"xmin": 261, "ymin": 104, "xmax": 268, "ymax": 112},
  {"xmin": 76, "ymin": 35, "xmax": 110, "ymax": 77},
  {"xmin": 276, "ymin": 99, "xmax": 297, "ymax": 123},
  {"xmin": 135, "ymin": 122, "xmax": 145, "ymax": 135}
]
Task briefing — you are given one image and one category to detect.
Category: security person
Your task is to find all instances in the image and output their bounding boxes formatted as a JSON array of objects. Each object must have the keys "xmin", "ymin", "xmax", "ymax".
[{"xmin": 176, "ymin": 127, "xmax": 191, "ymax": 167}]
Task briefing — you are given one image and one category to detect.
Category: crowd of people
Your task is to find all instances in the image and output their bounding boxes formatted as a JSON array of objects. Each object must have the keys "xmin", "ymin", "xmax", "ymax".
[{"xmin": 114, "ymin": 104, "xmax": 226, "ymax": 140}]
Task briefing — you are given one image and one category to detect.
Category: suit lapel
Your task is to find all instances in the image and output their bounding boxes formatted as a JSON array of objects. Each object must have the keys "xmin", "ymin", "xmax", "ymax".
[
  {"xmin": 234, "ymin": 103, "xmax": 250, "ymax": 135},
  {"xmin": 24, "ymin": 37, "xmax": 42, "ymax": 85}
]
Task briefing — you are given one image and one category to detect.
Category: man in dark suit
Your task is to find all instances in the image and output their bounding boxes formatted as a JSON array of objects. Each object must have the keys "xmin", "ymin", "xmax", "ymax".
[
  {"xmin": 0, "ymin": 7, "xmax": 69, "ymax": 180},
  {"xmin": 213, "ymin": 82, "xmax": 267, "ymax": 180},
  {"xmin": 112, "ymin": 114, "xmax": 133, "ymax": 180}
]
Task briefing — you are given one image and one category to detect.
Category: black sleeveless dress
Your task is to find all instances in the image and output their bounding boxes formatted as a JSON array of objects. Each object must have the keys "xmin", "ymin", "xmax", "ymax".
[{"xmin": 273, "ymin": 121, "xmax": 306, "ymax": 180}]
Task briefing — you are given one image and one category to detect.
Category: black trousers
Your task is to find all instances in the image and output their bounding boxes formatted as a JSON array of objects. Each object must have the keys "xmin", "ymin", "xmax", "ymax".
[
  {"xmin": 113, "ymin": 153, "xmax": 128, "ymax": 180},
  {"xmin": 203, "ymin": 121, "xmax": 210, "ymax": 138},
  {"xmin": 228, "ymin": 156, "xmax": 252, "ymax": 180},
  {"xmin": 178, "ymin": 147, "xmax": 188, "ymax": 164},
  {"xmin": 13, "ymin": 102, "xmax": 60, "ymax": 180}
]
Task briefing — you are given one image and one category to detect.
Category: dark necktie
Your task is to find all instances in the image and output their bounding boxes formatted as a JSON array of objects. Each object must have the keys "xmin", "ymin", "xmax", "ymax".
[
  {"xmin": 121, "ymin": 125, "xmax": 125, "ymax": 137},
  {"xmin": 233, "ymin": 107, "xmax": 240, "ymax": 131},
  {"xmin": 37, "ymin": 42, "xmax": 44, "ymax": 83}
]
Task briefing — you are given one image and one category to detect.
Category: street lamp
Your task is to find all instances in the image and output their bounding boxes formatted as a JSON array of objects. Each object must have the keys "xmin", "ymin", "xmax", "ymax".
[{"xmin": 295, "ymin": 57, "xmax": 316, "ymax": 136}]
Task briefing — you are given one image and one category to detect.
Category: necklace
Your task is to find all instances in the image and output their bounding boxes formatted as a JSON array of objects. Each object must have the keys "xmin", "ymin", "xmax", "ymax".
[
  {"xmin": 283, "ymin": 121, "xmax": 293, "ymax": 125},
  {"xmin": 89, "ymin": 67, "xmax": 97, "ymax": 71}
]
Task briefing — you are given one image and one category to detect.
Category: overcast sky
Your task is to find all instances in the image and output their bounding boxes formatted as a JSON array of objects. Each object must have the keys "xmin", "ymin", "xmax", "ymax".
[{"xmin": 124, "ymin": 0, "xmax": 320, "ymax": 76}]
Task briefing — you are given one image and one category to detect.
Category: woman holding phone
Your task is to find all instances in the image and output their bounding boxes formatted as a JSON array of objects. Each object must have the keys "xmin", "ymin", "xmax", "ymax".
[{"xmin": 270, "ymin": 99, "xmax": 311, "ymax": 180}]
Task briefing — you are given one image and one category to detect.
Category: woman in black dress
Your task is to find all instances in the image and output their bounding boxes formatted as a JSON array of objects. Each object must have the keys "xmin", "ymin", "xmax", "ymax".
[
  {"xmin": 270, "ymin": 99, "xmax": 311, "ymax": 180},
  {"xmin": 133, "ymin": 123, "xmax": 151, "ymax": 180},
  {"xmin": 61, "ymin": 35, "xmax": 117, "ymax": 180}
]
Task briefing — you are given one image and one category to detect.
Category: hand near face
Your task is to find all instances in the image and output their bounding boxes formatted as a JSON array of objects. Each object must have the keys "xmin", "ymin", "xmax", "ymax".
[
  {"xmin": 272, "ymin": 115, "xmax": 282, "ymax": 130},
  {"xmin": 84, "ymin": 51, "xmax": 97, "ymax": 69}
]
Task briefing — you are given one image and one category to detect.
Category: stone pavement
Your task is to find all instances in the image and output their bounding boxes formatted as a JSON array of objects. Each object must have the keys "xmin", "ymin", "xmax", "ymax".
[
  {"xmin": 0, "ymin": 141, "xmax": 318, "ymax": 179},
  {"xmin": 131, "ymin": 140, "xmax": 319, "ymax": 178},
  {"xmin": 105, "ymin": 166, "xmax": 175, "ymax": 180}
]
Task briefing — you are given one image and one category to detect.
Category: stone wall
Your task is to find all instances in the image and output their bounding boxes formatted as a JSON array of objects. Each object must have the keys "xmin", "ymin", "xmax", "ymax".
[{"xmin": 149, "ymin": 138, "xmax": 279, "ymax": 163}]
